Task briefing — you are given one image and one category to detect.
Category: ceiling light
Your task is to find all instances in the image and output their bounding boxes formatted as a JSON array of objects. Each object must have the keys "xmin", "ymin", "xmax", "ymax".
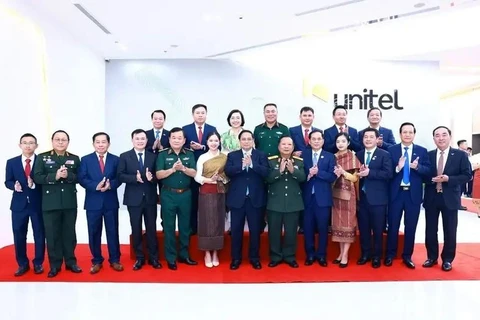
[{"xmin": 414, "ymin": 2, "xmax": 426, "ymax": 8}]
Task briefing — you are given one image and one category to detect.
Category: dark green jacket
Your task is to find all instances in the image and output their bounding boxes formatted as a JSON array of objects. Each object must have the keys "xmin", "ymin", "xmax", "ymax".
[
  {"xmin": 33, "ymin": 150, "xmax": 80, "ymax": 211},
  {"xmin": 266, "ymin": 155, "xmax": 306, "ymax": 212}
]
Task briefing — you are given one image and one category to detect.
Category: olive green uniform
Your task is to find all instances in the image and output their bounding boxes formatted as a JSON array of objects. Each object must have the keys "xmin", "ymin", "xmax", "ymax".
[
  {"xmin": 33, "ymin": 150, "xmax": 80, "ymax": 269},
  {"xmin": 266, "ymin": 155, "xmax": 306, "ymax": 262},
  {"xmin": 156, "ymin": 148, "xmax": 196, "ymax": 263},
  {"xmin": 253, "ymin": 122, "xmax": 290, "ymax": 157}
]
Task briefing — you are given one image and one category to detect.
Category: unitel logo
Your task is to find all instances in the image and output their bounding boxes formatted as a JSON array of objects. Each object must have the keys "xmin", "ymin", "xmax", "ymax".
[{"xmin": 333, "ymin": 89, "xmax": 403, "ymax": 110}]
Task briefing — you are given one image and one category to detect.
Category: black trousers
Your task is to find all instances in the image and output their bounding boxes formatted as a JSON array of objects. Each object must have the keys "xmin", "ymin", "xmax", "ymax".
[{"xmin": 128, "ymin": 198, "xmax": 158, "ymax": 261}]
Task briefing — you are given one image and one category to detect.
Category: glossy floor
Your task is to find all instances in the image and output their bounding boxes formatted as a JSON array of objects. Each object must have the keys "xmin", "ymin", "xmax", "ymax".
[{"xmin": 1, "ymin": 208, "xmax": 479, "ymax": 320}]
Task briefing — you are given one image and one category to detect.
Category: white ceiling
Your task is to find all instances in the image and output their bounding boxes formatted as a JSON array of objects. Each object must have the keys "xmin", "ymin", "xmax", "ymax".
[{"xmin": 20, "ymin": 0, "xmax": 473, "ymax": 59}]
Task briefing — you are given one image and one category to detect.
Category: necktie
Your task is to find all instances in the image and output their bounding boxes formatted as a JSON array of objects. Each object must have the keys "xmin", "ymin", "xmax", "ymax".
[
  {"xmin": 365, "ymin": 151, "xmax": 372, "ymax": 166},
  {"xmin": 198, "ymin": 126, "xmax": 203, "ymax": 143},
  {"xmin": 402, "ymin": 147, "xmax": 410, "ymax": 184},
  {"xmin": 304, "ymin": 129, "xmax": 309, "ymax": 145},
  {"xmin": 312, "ymin": 152, "xmax": 318, "ymax": 194},
  {"xmin": 99, "ymin": 155, "xmax": 105, "ymax": 174},
  {"xmin": 437, "ymin": 151, "xmax": 444, "ymax": 192},
  {"xmin": 24, "ymin": 159, "xmax": 31, "ymax": 178},
  {"xmin": 340, "ymin": 126, "xmax": 344, "ymax": 133},
  {"xmin": 244, "ymin": 153, "xmax": 249, "ymax": 195},
  {"xmin": 138, "ymin": 153, "xmax": 144, "ymax": 171},
  {"xmin": 155, "ymin": 130, "xmax": 160, "ymax": 139}
]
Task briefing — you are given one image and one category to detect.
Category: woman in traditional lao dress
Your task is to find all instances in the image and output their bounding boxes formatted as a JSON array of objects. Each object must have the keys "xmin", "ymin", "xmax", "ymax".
[
  {"xmin": 331, "ymin": 132, "xmax": 361, "ymax": 267},
  {"xmin": 195, "ymin": 132, "xmax": 229, "ymax": 267}
]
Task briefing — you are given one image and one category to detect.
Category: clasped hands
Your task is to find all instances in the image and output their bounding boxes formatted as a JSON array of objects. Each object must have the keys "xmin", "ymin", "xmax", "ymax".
[
  {"xmin": 55, "ymin": 165, "xmax": 68, "ymax": 180},
  {"xmin": 96, "ymin": 177, "xmax": 111, "ymax": 192},
  {"xmin": 279, "ymin": 158, "xmax": 294, "ymax": 174},
  {"xmin": 333, "ymin": 165, "xmax": 345, "ymax": 178},
  {"xmin": 14, "ymin": 177, "xmax": 34, "ymax": 192},
  {"xmin": 397, "ymin": 156, "xmax": 419, "ymax": 170},
  {"xmin": 432, "ymin": 174, "xmax": 449, "ymax": 183},
  {"xmin": 136, "ymin": 167, "xmax": 154, "ymax": 183}
]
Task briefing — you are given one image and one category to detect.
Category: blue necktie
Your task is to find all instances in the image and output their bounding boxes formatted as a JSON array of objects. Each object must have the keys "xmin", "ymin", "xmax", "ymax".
[
  {"xmin": 312, "ymin": 152, "xmax": 318, "ymax": 194},
  {"xmin": 362, "ymin": 151, "xmax": 372, "ymax": 192},
  {"xmin": 402, "ymin": 147, "xmax": 410, "ymax": 184},
  {"xmin": 155, "ymin": 131, "xmax": 160, "ymax": 139},
  {"xmin": 138, "ymin": 153, "xmax": 144, "ymax": 171}
]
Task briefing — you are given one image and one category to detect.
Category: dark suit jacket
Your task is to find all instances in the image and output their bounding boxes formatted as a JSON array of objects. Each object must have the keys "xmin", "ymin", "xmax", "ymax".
[
  {"xmin": 117, "ymin": 149, "xmax": 158, "ymax": 207},
  {"xmin": 289, "ymin": 125, "xmax": 321, "ymax": 154},
  {"xmin": 388, "ymin": 144, "xmax": 430, "ymax": 205},
  {"xmin": 145, "ymin": 128, "xmax": 170, "ymax": 153},
  {"xmin": 423, "ymin": 148, "xmax": 472, "ymax": 210},
  {"xmin": 225, "ymin": 149, "xmax": 269, "ymax": 209},
  {"xmin": 324, "ymin": 125, "xmax": 361, "ymax": 153},
  {"xmin": 302, "ymin": 149, "xmax": 337, "ymax": 207},
  {"xmin": 357, "ymin": 148, "xmax": 393, "ymax": 206},
  {"xmin": 359, "ymin": 127, "xmax": 396, "ymax": 150},
  {"xmin": 182, "ymin": 122, "xmax": 217, "ymax": 160},
  {"xmin": 4, "ymin": 155, "xmax": 42, "ymax": 211},
  {"xmin": 78, "ymin": 152, "xmax": 121, "ymax": 211}
]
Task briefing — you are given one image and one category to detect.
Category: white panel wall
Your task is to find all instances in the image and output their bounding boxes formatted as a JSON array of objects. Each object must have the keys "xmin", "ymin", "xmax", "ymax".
[{"xmin": 0, "ymin": 1, "xmax": 105, "ymax": 247}]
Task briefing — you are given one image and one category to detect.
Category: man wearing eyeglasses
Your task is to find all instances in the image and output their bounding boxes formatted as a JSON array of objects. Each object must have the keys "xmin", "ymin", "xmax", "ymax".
[{"xmin": 33, "ymin": 130, "xmax": 82, "ymax": 278}]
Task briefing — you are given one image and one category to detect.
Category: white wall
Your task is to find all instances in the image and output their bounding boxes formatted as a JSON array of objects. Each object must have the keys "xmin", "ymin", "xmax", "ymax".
[{"xmin": 0, "ymin": 0, "xmax": 105, "ymax": 247}]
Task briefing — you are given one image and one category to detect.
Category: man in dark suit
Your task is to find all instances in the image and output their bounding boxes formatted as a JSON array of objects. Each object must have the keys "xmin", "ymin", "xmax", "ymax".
[
  {"xmin": 145, "ymin": 109, "xmax": 170, "ymax": 153},
  {"xmin": 4, "ymin": 133, "xmax": 45, "ymax": 276},
  {"xmin": 33, "ymin": 130, "xmax": 82, "ymax": 278},
  {"xmin": 356, "ymin": 128, "xmax": 393, "ymax": 268},
  {"xmin": 78, "ymin": 132, "xmax": 123, "ymax": 274},
  {"xmin": 118, "ymin": 129, "xmax": 161, "ymax": 271},
  {"xmin": 225, "ymin": 130, "xmax": 269, "ymax": 270},
  {"xmin": 289, "ymin": 106, "xmax": 320, "ymax": 234},
  {"xmin": 358, "ymin": 107, "xmax": 396, "ymax": 151},
  {"xmin": 323, "ymin": 106, "xmax": 361, "ymax": 153},
  {"xmin": 423, "ymin": 126, "xmax": 472, "ymax": 272},
  {"xmin": 182, "ymin": 104, "xmax": 217, "ymax": 235},
  {"xmin": 385, "ymin": 123, "xmax": 430, "ymax": 269},
  {"xmin": 302, "ymin": 130, "xmax": 337, "ymax": 267}
]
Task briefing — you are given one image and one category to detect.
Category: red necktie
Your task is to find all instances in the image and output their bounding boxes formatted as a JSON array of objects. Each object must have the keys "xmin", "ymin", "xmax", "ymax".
[
  {"xmin": 304, "ymin": 129, "xmax": 309, "ymax": 145},
  {"xmin": 339, "ymin": 126, "xmax": 344, "ymax": 132},
  {"xmin": 25, "ymin": 159, "xmax": 31, "ymax": 178},
  {"xmin": 198, "ymin": 126, "xmax": 203, "ymax": 143},
  {"xmin": 99, "ymin": 155, "xmax": 105, "ymax": 174}
]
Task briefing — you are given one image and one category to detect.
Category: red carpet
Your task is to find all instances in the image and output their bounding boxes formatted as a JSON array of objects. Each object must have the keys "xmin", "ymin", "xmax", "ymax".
[{"xmin": 1, "ymin": 242, "xmax": 479, "ymax": 283}]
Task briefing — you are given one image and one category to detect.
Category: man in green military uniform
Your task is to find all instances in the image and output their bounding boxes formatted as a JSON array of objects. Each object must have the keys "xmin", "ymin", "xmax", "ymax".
[
  {"xmin": 33, "ymin": 130, "xmax": 82, "ymax": 278},
  {"xmin": 253, "ymin": 103, "xmax": 290, "ymax": 157},
  {"xmin": 156, "ymin": 127, "xmax": 198, "ymax": 270},
  {"xmin": 265, "ymin": 136, "xmax": 306, "ymax": 268}
]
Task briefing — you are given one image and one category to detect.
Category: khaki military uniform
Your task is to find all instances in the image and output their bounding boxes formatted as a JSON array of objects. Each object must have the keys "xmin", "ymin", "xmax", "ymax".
[
  {"xmin": 156, "ymin": 148, "xmax": 196, "ymax": 263},
  {"xmin": 265, "ymin": 155, "xmax": 306, "ymax": 262},
  {"xmin": 33, "ymin": 150, "xmax": 80, "ymax": 269}
]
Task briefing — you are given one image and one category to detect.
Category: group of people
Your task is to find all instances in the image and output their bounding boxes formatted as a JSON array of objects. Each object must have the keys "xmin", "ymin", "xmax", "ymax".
[{"xmin": 4, "ymin": 103, "xmax": 476, "ymax": 278}]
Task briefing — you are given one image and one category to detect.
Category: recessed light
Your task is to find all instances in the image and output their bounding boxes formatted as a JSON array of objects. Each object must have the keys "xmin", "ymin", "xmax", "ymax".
[
  {"xmin": 414, "ymin": 2, "xmax": 425, "ymax": 8},
  {"xmin": 239, "ymin": 16, "xmax": 243, "ymax": 20}
]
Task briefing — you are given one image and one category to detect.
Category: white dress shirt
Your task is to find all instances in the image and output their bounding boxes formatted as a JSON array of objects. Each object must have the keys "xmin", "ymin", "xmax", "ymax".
[{"xmin": 21, "ymin": 154, "xmax": 36, "ymax": 189}]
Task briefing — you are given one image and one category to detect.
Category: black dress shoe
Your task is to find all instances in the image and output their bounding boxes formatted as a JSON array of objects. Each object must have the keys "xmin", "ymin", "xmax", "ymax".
[
  {"xmin": 285, "ymin": 260, "xmax": 299, "ymax": 268},
  {"xmin": 66, "ymin": 264, "xmax": 82, "ymax": 273},
  {"xmin": 442, "ymin": 261, "xmax": 452, "ymax": 272},
  {"xmin": 304, "ymin": 257, "xmax": 315, "ymax": 266},
  {"xmin": 268, "ymin": 261, "xmax": 281, "ymax": 268},
  {"xmin": 297, "ymin": 227, "xmax": 304, "ymax": 234},
  {"xmin": 167, "ymin": 262, "xmax": 177, "ymax": 270},
  {"xmin": 357, "ymin": 256, "xmax": 371, "ymax": 265},
  {"xmin": 47, "ymin": 268, "xmax": 60, "ymax": 278},
  {"xmin": 372, "ymin": 258, "xmax": 381, "ymax": 268},
  {"xmin": 250, "ymin": 261, "xmax": 262, "ymax": 269},
  {"xmin": 339, "ymin": 262, "xmax": 348, "ymax": 268},
  {"xmin": 384, "ymin": 257, "xmax": 393, "ymax": 267},
  {"xmin": 332, "ymin": 259, "xmax": 341, "ymax": 264},
  {"xmin": 148, "ymin": 260, "xmax": 162, "ymax": 269},
  {"xmin": 133, "ymin": 260, "xmax": 145, "ymax": 271},
  {"xmin": 318, "ymin": 257, "xmax": 328, "ymax": 267},
  {"xmin": 422, "ymin": 259, "xmax": 438, "ymax": 268},
  {"xmin": 230, "ymin": 260, "xmax": 241, "ymax": 270},
  {"xmin": 178, "ymin": 257, "xmax": 198, "ymax": 265},
  {"xmin": 403, "ymin": 258, "xmax": 415, "ymax": 269},
  {"xmin": 14, "ymin": 265, "xmax": 30, "ymax": 277},
  {"xmin": 33, "ymin": 265, "xmax": 44, "ymax": 274}
]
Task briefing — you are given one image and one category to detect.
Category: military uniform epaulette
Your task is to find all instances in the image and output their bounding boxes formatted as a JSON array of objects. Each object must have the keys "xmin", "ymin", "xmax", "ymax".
[
  {"xmin": 47, "ymin": 150, "xmax": 75, "ymax": 157},
  {"xmin": 268, "ymin": 155, "xmax": 279, "ymax": 160},
  {"xmin": 183, "ymin": 148, "xmax": 194, "ymax": 152},
  {"xmin": 292, "ymin": 156, "xmax": 303, "ymax": 161},
  {"xmin": 158, "ymin": 148, "xmax": 169, "ymax": 153}
]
